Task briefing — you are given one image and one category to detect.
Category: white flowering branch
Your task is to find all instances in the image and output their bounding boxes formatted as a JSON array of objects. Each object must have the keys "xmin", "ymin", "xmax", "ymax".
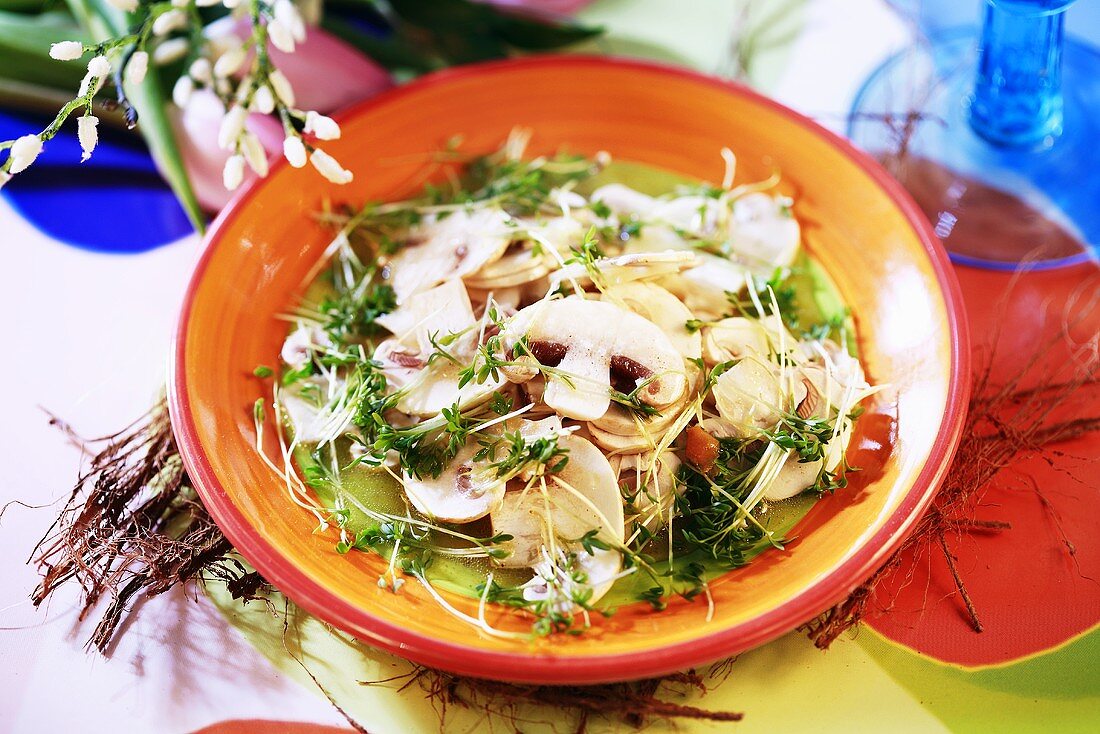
[{"xmin": 0, "ymin": 0, "xmax": 354, "ymax": 197}]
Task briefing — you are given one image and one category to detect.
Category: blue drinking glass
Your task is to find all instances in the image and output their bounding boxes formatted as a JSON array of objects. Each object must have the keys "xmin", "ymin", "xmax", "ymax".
[{"xmin": 850, "ymin": 0, "xmax": 1100, "ymax": 269}]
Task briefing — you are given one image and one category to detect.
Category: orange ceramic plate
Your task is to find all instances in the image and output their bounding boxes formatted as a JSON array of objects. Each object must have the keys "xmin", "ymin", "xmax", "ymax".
[{"xmin": 169, "ymin": 56, "xmax": 969, "ymax": 684}]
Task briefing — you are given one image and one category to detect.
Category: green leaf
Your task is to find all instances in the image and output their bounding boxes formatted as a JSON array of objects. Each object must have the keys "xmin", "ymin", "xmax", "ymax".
[
  {"xmin": 0, "ymin": 10, "xmax": 90, "ymax": 89},
  {"xmin": 489, "ymin": 14, "xmax": 603, "ymax": 50},
  {"xmin": 320, "ymin": 16, "xmax": 439, "ymax": 74},
  {"xmin": 0, "ymin": 0, "xmax": 51, "ymax": 12}
]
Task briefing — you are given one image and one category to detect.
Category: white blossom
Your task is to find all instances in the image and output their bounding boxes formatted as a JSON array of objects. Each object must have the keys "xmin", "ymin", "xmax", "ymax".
[
  {"xmin": 310, "ymin": 149, "xmax": 353, "ymax": 184},
  {"xmin": 204, "ymin": 21, "xmax": 240, "ymax": 59},
  {"xmin": 126, "ymin": 51, "xmax": 149, "ymax": 85},
  {"xmin": 49, "ymin": 41, "xmax": 84, "ymax": 61},
  {"xmin": 0, "ymin": 170, "xmax": 10, "ymax": 189},
  {"xmin": 267, "ymin": 69, "xmax": 295, "ymax": 107},
  {"xmin": 8, "ymin": 135, "xmax": 43, "ymax": 174},
  {"xmin": 171, "ymin": 0, "xmax": 189, "ymax": 7},
  {"xmin": 274, "ymin": 0, "xmax": 307, "ymax": 43},
  {"xmin": 304, "ymin": 111, "xmax": 340, "ymax": 141},
  {"xmin": 189, "ymin": 57, "xmax": 213, "ymax": 84},
  {"xmin": 87, "ymin": 55, "xmax": 111, "ymax": 79},
  {"xmin": 223, "ymin": 154, "xmax": 245, "ymax": 190},
  {"xmin": 222, "ymin": 0, "xmax": 241, "ymax": 8},
  {"xmin": 195, "ymin": 0, "xmax": 220, "ymax": 6},
  {"xmin": 77, "ymin": 72, "xmax": 104, "ymax": 98},
  {"xmin": 268, "ymin": 20, "xmax": 296, "ymax": 54},
  {"xmin": 153, "ymin": 38, "xmax": 189, "ymax": 65},
  {"xmin": 213, "ymin": 45, "xmax": 246, "ymax": 78},
  {"xmin": 250, "ymin": 84, "xmax": 275, "ymax": 114},
  {"xmin": 105, "ymin": 0, "xmax": 139, "ymax": 10},
  {"xmin": 217, "ymin": 104, "xmax": 248, "ymax": 149},
  {"xmin": 78, "ymin": 115, "xmax": 99, "ymax": 162},
  {"xmin": 283, "ymin": 135, "xmax": 306, "ymax": 168},
  {"xmin": 172, "ymin": 75, "xmax": 194, "ymax": 107},
  {"xmin": 152, "ymin": 9, "xmax": 188, "ymax": 37},
  {"xmin": 240, "ymin": 132, "xmax": 269, "ymax": 177}
]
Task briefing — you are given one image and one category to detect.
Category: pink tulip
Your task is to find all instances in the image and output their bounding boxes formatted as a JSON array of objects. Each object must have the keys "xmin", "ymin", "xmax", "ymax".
[{"xmin": 173, "ymin": 22, "xmax": 394, "ymax": 212}]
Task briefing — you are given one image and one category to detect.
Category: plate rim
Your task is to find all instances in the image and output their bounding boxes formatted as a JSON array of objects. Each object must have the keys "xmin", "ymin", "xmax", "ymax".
[{"xmin": 168, "ymin": 54, "xmax": 971, "ymax": 684}]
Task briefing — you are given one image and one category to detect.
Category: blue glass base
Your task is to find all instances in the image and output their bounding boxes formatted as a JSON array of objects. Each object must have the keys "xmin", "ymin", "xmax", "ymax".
[
  {"xmin": 0, "ymin": 108, "xmax": 193, "ymax": 254},
  {"xmin": 849, "ymin": 29, "xmax": 1100, "ymax": 270}
]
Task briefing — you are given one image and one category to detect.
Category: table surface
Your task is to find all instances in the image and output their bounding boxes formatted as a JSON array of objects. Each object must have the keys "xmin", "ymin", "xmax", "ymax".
[{"xmin": 2, "ymin": 1, "xmax": 1098, "ymax": 732}]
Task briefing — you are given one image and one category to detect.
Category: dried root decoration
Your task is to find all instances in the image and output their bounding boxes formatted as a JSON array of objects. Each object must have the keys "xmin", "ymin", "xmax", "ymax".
[
  {"xmin": 31, "ymin": 396, "xmax": 267, "ymax": 652},
  {"xmin": 362, "ymin": 664, "xmax": 742, "ymax": 731}
]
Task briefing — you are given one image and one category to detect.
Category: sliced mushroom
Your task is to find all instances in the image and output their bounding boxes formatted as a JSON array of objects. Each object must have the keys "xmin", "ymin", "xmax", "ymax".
[
  {"xmin": 520, "ymin": 545, "xmax": 622, "ymax": 612},
  {"xmin": 711, "ymin": 358, "xmax": 806, "ymax": 437},
  {"xmin": 280, "ymin": 377, "xmax": 352, "ymax": 444},
  {"xmin": 762, "ymin": 453, "xmax": 823, "ymax": 502},
  {"xmin": 762, "ymin": 420, "xmax": 854, "ymax": 501},
  {"xmin": 373, "ymin": 279, "xmax": 503, "ymax": 417},
  {"xmin": 702, "ymin": 317, "xmax": 770, "ymax": 366},
  {"xmin": 728, "ymin": 193, "xmax": 800, "ymax": 271},
  {"xmin": 600, "ymin": 282, "xmax": 701, "ymax": 360},
  {"xmin": 549, "ymin": 250, "xmax": 697, "ymax": 292},
  {"xmin": 464, "ymin": 244, "xmax": 552, "ymax": 290},
  {"xmin": 402, "ymin": 442, "xmax": 506, "ymax": 523},
  {"xmin": 590, "ymin": 183, "xmax": 658, "ymax": 218},
  {"xmin": 701, "ymin": 314, "xmax": 801, "ymax": 367},
  {"xmin": 491, "ymin": 434, "xmax": 625, "ymax": 591},
  {"xmin": 375, "ymin": 278, "xmax": 476, "ymax": 353},
  {"xmin": 650, "ymin": 195, "xmax": 723, "ymax": 239},
  {"xmin": 280, "ymin": 323, "xmax": 332, "ymax": 368},
  {"xmin": 385, "ymin": 207, "xmax": 514, "ymax": 302},
  {"xmin": 667, "ymin": 253, "xmax": 753, "ymax": 321},
  {"xmin": 501, "ymin": 296, "xmax": 688, "ymax": 422},
  {"xmin": 588, "ymin": 400, "xmax": 686, "ymax": 454}
]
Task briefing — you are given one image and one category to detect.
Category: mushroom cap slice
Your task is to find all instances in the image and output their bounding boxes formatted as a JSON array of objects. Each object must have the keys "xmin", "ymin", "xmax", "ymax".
[
  {"xmin": 590, "ymin": 183, "xmax": 658, "ymax": 217},
  {"xmin": 728, "ymin": 193, "xmax": 800, "ymax": 271},
  {"xmin": 762, "ymin": 453, "xmax": 823, "ymax": 502},
  {"xmin": 464, "ymin": 245, "xmax": 551, "ymax": 290},
  {"xmin": 280, "ymin": 377, "xmax": 352, "ymax": 445},
  {"xmin": 401, "ymin": 442, "xmax": 506, "ymax": 523},
  {"xmin": 702, "ymin": 317, "xmax": 769, "ymax": 365},
  {"xmin": 466, "ymin": 216, "xmax": 583, "ymax": 290},
  {"xmin": 549, "ymin": 250, "xmax": 697, "ymax": 292},
  {"xmin": 712, "ymin": 358, "xmax": 806, "ymax": 438},
  {"xmin": 650, "ymin": 195, "xmax": 724, "ymax": 239},
  {"xmin": 588, "ymin": 400, "xmax": 686, "ymax": 454},
  {"xmin": 762, "ymin": 420, "xmax": 853, "ymax": 502},
  {"xmin": 372, "ymin": 279, "xmax": 505, "ymax": 417},
  {"xmin": 491, "ymin": 434, "xmax": 625, "ymax": 569},
  {"xmin": 386, "ymin": 208, "xmax": 514, "ymax": 302},
  {"xmin": 375, "ymin": 278, "xmax": 476, "ymax": 353},
  {"xmin": 502, "ymin": 296, "xmax": 688, "ymax": 422},
  {"xmin": 600, "ymin": 282, "xmax": 701, "ymax": 360},
  {"xmin": 670, "ymin": 254, "xmax": 753, "ymax": 321}
]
